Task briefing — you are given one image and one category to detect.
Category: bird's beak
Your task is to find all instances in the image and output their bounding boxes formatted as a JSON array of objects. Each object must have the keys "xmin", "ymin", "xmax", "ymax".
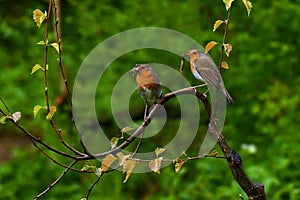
[{"xmin": 182, "ymin": 52, "xmax": 189, "ymax": 58}]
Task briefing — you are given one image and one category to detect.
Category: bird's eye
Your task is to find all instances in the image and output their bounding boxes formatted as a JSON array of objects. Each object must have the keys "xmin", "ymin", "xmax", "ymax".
[{"xmin": 192, "ymin": 51, "xmax": 197, "ymax": 55}]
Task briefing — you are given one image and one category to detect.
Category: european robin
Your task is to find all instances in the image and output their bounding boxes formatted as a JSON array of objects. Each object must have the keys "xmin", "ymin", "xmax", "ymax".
[
  {"xmin": 131, "ymin": 64, "xmax": 162, "ymax": 118},
  {"xmin": 181, "ymin": 49, "xmax": 233, "ymax": 103}
]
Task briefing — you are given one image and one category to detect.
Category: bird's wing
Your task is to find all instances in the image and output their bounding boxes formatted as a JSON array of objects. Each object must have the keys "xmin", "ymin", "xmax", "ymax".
[{"xmin": 194, "ymin": 57, "xmax": 221, "ymax": 89}]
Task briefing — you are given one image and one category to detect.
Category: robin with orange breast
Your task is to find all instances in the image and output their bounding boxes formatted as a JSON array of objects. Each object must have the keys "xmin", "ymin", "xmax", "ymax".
[
  {"xmin": 131, "ymin": 64, "xmax": 162, "ymax": 119},
  {"xmin": 180, "ymin": 49, "xmax": 233, "ymax": 103}
]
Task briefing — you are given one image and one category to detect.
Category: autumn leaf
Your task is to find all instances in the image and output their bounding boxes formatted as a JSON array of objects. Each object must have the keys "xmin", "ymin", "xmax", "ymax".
[
  {"xmin": 50, "ymin": 43, "xmax": 59, "ymax": 53},
  {"xmin": 205, "ymin": 41, "xmax": 218, "ymax": 54},
  {"xmin": 155, "ymin": 147, "xmax": 166, "ymax": 157},
  {"xmin": 123, "ymin": 159, "xmax": 136, "ymax": 183},
  {"xmin": 223, "ymin": 43, "xmax": 232, "ymax": 57},
  {"xmin": 242, "ymin": 0, "xmax": 253, "ymax": 16},
  {"xmin": 175, "ymin": 159, "xmax": 186, "ymax": 173},
  {"xmin": 33, "ymin": 105, "xmax": 43, "ymax": 118},
  {"xmin": 33, "ymin": 9, "xmax": 47, "ymax": 28},
  {"xmin": 221, "ymin": 61, "xmax": 229, "ymax": 69},
  {"xmin": 12, "ymin": 112, "xmax": 21, "ymax": 122},
  {"xmin": 213, "ymin": 20, "xmax": 224, "ymax": 32},
  {"xmin": 31, "ymin": 64, "xmax": 42, "ymax": 75},
  {"xmin": 46, "ymin": 106, "xmax": 57, "ymax": 120},
  {"xmin": 223, "ymin": 0, "xmax": 234, "ymax": 10},
  {"xmin": 101, "ymin": 154, "xmax": 117, "ymax": 172},
  {"xmin": 149, "ymin": 157, "xmax": 163, "ymax": 174}
]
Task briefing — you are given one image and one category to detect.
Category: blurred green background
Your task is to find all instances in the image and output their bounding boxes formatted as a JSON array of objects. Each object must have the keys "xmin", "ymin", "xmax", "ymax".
[{"xmin": 1, "ymin": 0, "xmax": 300, "ymax": 199}]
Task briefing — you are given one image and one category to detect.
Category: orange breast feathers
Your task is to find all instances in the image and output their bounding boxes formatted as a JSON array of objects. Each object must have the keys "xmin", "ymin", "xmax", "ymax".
[
  {"xmin": 136, "ymin": 70, "xmax": 160, "ymax": 90},
  {"xmin": 189, "ymin": 53, "xmax": 201, "ymax": 75}
]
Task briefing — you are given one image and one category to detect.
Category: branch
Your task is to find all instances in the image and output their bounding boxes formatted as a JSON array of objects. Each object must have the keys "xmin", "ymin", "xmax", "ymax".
[{"xmin": 34, "ymin": 159, "xmax": 79, "ymax": 199}]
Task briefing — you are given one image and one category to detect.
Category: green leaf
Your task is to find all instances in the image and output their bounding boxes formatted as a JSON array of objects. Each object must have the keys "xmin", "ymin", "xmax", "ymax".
[
  {"xmin": 242, "ymin": 0, "xmax": 252, "ymax": 16},
  {"xmin": 110, "ymin": 137, "xmax": 119, "ymax": 149},
  {"xmin": 31, "ymin": 64, "xmax": 42, "ymax": 75},
  {"xmin": 81, "ymin": 165, "xmax": 97, "ymax": 172},
  {"xmin": 33, "ymin": 105, "xmax": 43, "ymax": 118},
  {"xmin": 0, "ymin": 116, "xmax": 8, "ymax": 124}
]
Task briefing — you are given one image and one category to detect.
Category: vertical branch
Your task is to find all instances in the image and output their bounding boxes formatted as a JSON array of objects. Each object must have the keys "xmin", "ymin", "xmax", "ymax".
[
  {"xmin": 43, "ymin": 0, "xmax": 52, "ymax": 113},
  {"xmin": 219, "ymin": 5, "xmax": 232, "ymax": 72}
]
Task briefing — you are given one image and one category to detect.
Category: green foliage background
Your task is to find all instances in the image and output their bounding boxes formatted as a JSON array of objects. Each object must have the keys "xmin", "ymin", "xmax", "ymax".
[{"xmin": 1, "ymin": 0, "xmax": 300, "ymax": 199}]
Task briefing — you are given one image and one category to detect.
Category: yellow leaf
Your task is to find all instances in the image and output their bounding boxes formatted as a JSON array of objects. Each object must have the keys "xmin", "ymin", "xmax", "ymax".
[
  {"xmin": 12, "ymin": 112, "xmax": 21, "ymax": 122},
  {"xmin": 205, "ymin": 41, "xmax": 218, "ymax": 54},
  {"xmin": 242, "ymin": 0, "xmax": 253, "ymax": 16},
  {"xmin": 155, "ymin": 147, "xmax": 166, "ymax": 157},
  {"xmin": 31, "ymin": 64, "xmax": 42, "ymax": 75},
  {"xmin": 37, "ymin": 41, "xmax": 45, "ymax": 45},
  {"xmin": 110, "ymin": 137, "xmax": 119, "ymax": 149},
  {"xmin": 46, "ymin": 106, "xmax": 57, "ymax": 120},
  {"xmin": 101, "ymin": 154, "xmax": 117, "ymax": 172},
  {"xmin": 33, "ymin": 9, "xmax": 47, "ymax": 28},
  {"xmin": 221, "ymin": 61, "xmax": 229, "ymax": 69},
  {"xmin": 213, "ymin": 20, "xmax": 224, "ymax": 32},
  {"xmin": 33, "ymin": 105, "xmax": 43, "ymax": 118},
  {"xmin": 121, "ymin": 126, "xmax": 133, "ymax": 134},
  {"xmin": 123, "ymin": 159, "xmax": 136, "ymax": 183},
  {"xmin": 223, "ymin": 0, "xmax": 235, "ymax": 10},
  {"xmin": 223, "ymin": 43, "xmax": 232, "ymax": 57},
  {"xmin": 175, "ymin": 159, "xmax": 185, "ymax": 173},
  {"xmin": 149, "ymin": 157, "xmax": 163, "ymax": 174},
  {"xmin": 50, "ymin": 43, "xmax": 59, "ymax": 53}
]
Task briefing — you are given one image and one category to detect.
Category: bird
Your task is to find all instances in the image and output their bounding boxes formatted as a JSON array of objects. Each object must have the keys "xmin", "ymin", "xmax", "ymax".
[
  {"xmin": 181, "ymin": 49, "xmax": 233, "ymax": 103},
  {"xmin": 131, "ymin": 64, "xmax": 162, "ymax": 119}
]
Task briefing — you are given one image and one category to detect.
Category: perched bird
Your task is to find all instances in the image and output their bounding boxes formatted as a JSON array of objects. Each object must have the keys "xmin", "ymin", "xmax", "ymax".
[
  {"xmin": 181, "ymin": 49, "xmax": 233, "ymax": 103},
  {"xmin": 131, "ymin": 64, "xmax": 162, "ymax": 118}
]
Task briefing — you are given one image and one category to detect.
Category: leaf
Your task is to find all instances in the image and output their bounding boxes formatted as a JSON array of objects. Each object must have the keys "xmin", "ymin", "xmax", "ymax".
[
  {"xmin": 121, "ymin": 126, "xmax": 133, "ymax": 134},
  {"xmin": 211, "ymin": 150, "xmax": 218, "ymax": 157},
  {"xmin": 101, "ymin": 154, "xmax": 117, "ymax": 172},
  {"xmin": 205, "ymin": 41, "xmax": 218, "ymax": 54},
  {"xmin": 223, "ymin": 43, "xmax": 232, "ymax": 57},
  {"xmin": 242, "ymin": 0, "xmax": 253, "ymax": 16},
  {"xmin": 46, "ymin": 106, "xmax": 57, "ymax": 120},
  {"xmin": 33, "ymin": 9, "xmax": 47, "ymax": 28},
  {"xmin": 175, "ymin": 159, "xmax": 186, "ymax": 173},
  {"xmin": 33, "ymin": 105, "xmax": 43, "ymax": 118},
  {"xmin": 81, "ymin": 165, "xmax": 97, "ymax": 172},
  {"xmin": 12, "ymin": 112, "xmax": 21, "ymax": 122},
  {"xmin": 110, "ymin": 137, "xmax": 119, "ymax": 149},
  {"xmin": 37, "ymin": 41, "xmax": 45, "ymax": 45},
  {"xmin": 123, "ymin": 159, "xmax": 136, "ymax": 183},
  {"xmin": 117, "ymin": 152, "xmax": 131, "ymax": 166},
  {"xmin": 223, "ymin": 0, "xmax": 234, "ymax": 10},
  {"xmin": 0, "ymin": 116, "xmax": 8, "ymax": 124},
  {"xmin": 213, "ymin": 20, "xmax": 224, "ymax": 32},
  {"xmin": 95, "ymin": 168, "xmax": 102, "ymax": 177},
  {"xmin": 149, "ymin": 157, "xmax": 163, "ymax": 174},
  {"xmin": 31, "ymin": 64, "xmax": 42, "ymax": 75},
  {"xmin": 221, "ymin": 61, "xmax": 229, "ymax": 69},
  {"xmin": 155, "ymin": 147, "xmax": 166, "ymax": 157},
  {"xmin": 50, "ymin": 43, "xmax": 59, "ymax": 53}
]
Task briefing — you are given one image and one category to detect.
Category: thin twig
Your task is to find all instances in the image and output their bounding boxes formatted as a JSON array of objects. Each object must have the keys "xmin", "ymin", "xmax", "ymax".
[
  {"xmin": 85, "ymin": 174, "xmax": 103, "ymax": 199},
  {"xmin": 0, "ymin": 97, "xmax": 11, "ymax": 113},
  {"xmin": 34, "ymin": 159, "xmax": 79, "ymax": 199}
]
